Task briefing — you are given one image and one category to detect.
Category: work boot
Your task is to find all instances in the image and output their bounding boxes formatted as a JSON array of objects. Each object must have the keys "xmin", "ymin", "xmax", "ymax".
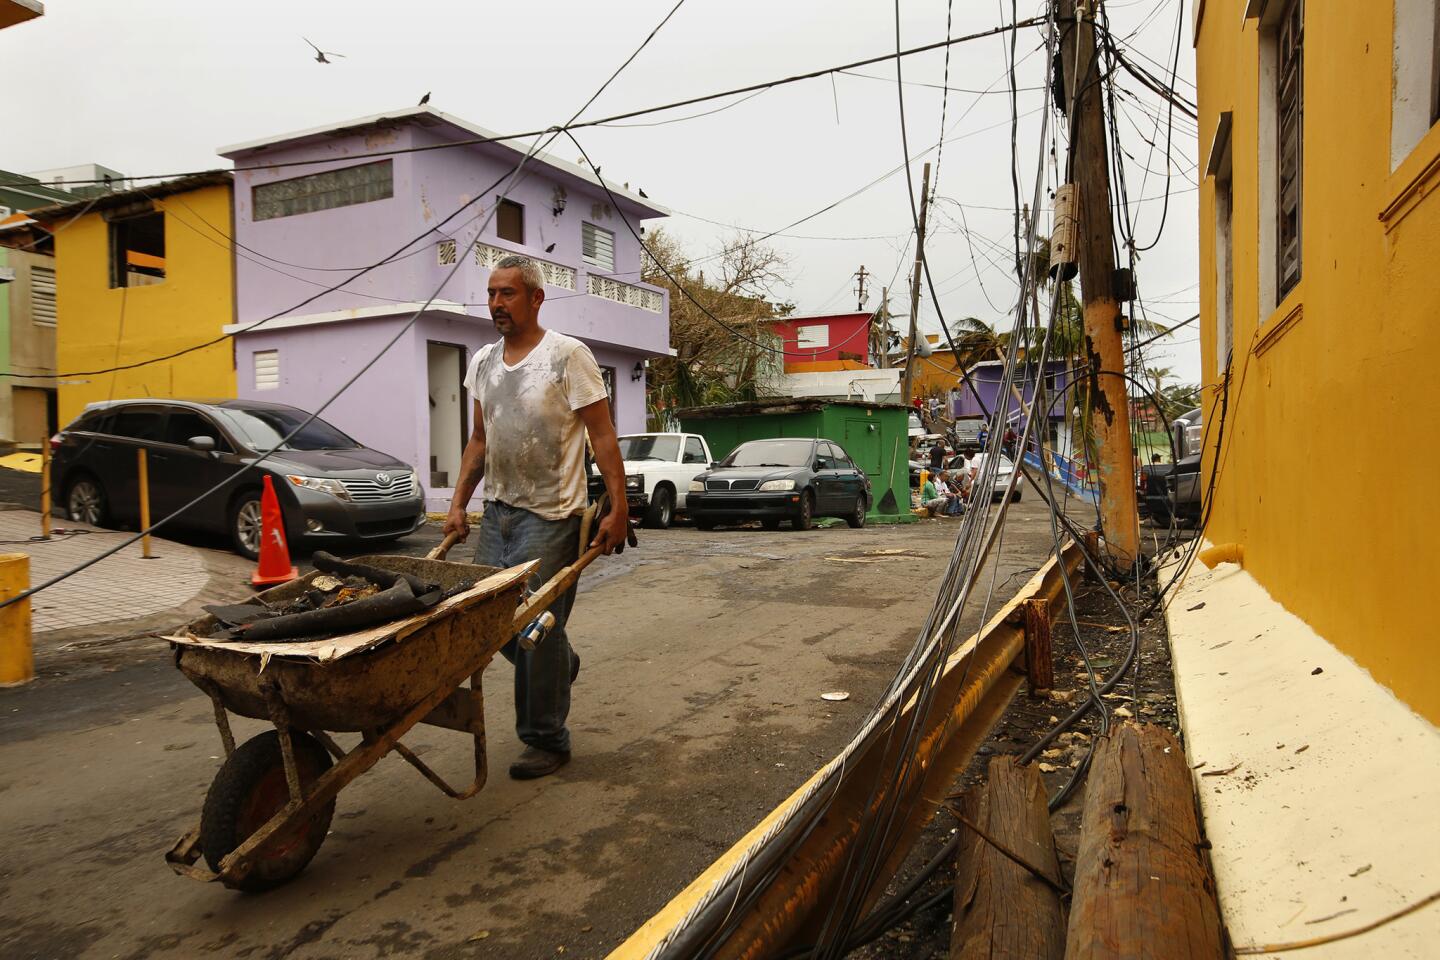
[{"xmin": 509, "ymin": 746, "xmax": 570, "ymax": 780}]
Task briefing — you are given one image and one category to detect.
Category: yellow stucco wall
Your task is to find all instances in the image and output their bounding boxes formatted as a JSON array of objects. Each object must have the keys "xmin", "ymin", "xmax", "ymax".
[
  {"xmin": 1196, "ymin": 2, "xmax": 1440, "ymax": 722},
  {"xmin": 54, "ymin": 182, "xmax": 235, "ymax": 423}
]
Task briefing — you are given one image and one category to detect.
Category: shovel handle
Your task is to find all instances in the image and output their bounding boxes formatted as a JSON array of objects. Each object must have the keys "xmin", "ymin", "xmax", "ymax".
[{"xmin": 427, "ymin": 531, "xmax": 464, "ymax": 562}]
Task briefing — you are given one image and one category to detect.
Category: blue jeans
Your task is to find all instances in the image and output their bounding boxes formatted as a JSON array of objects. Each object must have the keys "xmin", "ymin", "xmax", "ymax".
[{"xmin": 472, "ymin": 501, "xmax": 581, "ymax": 754}]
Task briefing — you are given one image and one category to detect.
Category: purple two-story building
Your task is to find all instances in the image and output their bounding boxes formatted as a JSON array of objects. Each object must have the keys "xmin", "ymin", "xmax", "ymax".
[
  {"xmin": 218, "ymin": 106, "xmax": 670, "ymax": 511},
  {"xmin": 952, "ymin": 358, "xmax": 1074, "ymax": 448}
]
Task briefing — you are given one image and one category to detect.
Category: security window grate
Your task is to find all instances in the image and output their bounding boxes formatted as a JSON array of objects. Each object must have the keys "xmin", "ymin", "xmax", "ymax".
[
  {"xmin": 1276, "ymin": 0, "xmax": 1303, "ymax": 298},
  {"xmin": 582, "ymin": 222, "xmax": 615, "ymax": 272},
  {"xmin": 253, "ymin": 160, "xmax": 393, "ymax": 222}
]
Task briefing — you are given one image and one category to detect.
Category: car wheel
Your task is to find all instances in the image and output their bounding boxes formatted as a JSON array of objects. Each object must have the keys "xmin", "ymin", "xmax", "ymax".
[
  {"xmin": 791, "ymin": 491, "xmax": 814, "ymax": 531},
  {"xmin": 229, "ymin": 490, "xmax": 265, "ymax": 561},
  {"xmin": 845, "ymin": 495, "xmax": 867, "ymax": 529},
  {"xmin": 1010, "ymin": 488, "xmax": 1022, "ymax": 503},
  {"xmin": 66, "ymin": 475, "xmax": 108, "ymax": 527},
  {"xmin": 643, "ymin": 485, "xmax": 674, "ymax": 530},
  {"xmin": 760, "ymin": 517, "xmax": 781, "ymax": 531}
]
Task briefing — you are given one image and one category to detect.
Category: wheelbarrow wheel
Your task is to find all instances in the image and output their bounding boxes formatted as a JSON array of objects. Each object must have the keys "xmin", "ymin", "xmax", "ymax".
[{"xmin": 200, "ymin": 730, "xmax": 336, "ymax": 890}]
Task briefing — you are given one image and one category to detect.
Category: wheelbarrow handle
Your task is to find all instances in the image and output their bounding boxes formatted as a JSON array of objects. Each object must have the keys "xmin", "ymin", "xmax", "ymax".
[
  {"xmin": 512, "ymin": 543, "xmax": 605, "ymax": 640},
  {"xmin": 427, "ymin": 531, "xmax": 464, "ymax": 561}
]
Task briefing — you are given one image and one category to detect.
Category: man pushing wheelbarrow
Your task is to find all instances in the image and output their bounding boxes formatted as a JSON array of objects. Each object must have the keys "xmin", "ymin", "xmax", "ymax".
[
  {"xmin": 162, "ymin": 254, "xmax": 634, "ymax": 892},
  {"xmin": 442, "ymin": 253, "xmax": 634, "ymax": 781}
]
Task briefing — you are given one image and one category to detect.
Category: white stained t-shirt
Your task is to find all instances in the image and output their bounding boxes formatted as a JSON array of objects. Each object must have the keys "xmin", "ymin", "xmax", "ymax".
[{"xmin": 464, "ymin": 330, "xmax": 608, "ymax": 520}]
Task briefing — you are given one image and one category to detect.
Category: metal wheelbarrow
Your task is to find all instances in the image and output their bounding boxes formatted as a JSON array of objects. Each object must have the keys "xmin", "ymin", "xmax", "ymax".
[{"xmin": 163, "ymin": 499, "xmax": 614, "ymax": 891}]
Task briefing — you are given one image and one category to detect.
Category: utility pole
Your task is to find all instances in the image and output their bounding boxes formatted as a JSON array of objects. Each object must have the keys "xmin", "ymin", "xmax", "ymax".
[
  {"xmin": 899, "ymin": 162, "xmax": 931, "ymax": 408},
  {"xmin": 853, "ymin": 264, "xmax": 870, "ymax": 311},
  {"xmin": 1057, "ymin": 0, "xmax": 1139, "ymax": 571},
  {"xmin": 876, "ymin": 286, "xmax": 891, "ymax": 368}
]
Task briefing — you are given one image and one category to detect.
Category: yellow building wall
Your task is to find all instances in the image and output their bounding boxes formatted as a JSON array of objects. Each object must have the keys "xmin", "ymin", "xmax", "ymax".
[
  {"xmin": 54, "ymin": 183, "xmax": 235, "ymax": 423},
  {"xmin": 1196, "ymin": 2, "xmax": 1440, "ymax": 722},
  {"xmin": 910, "ymin": 351, "xmax": 964, "ymax": 398}
]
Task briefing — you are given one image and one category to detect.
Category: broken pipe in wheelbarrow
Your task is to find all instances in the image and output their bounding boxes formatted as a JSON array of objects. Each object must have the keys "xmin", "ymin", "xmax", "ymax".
[{"xmin": 430, "ymin": 493, "xmax": 637, "ymax": 651}]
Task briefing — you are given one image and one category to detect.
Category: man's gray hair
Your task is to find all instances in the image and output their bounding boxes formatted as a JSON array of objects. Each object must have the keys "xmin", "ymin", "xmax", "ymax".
[{"xmin": 494, "ymin": 254, "xmax": 545, "ymax": 293}]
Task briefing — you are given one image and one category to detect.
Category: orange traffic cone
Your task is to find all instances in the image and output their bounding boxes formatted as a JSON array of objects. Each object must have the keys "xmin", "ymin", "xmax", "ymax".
[{"xmin": 251, "ymin": 474, "xmax": 298, "ymax": 588}]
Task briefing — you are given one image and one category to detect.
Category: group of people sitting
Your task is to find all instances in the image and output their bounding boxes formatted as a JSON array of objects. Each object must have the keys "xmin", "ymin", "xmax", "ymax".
[{"xmin": 919, "ymin": 440, "xmax": 983, "ymax": 517}]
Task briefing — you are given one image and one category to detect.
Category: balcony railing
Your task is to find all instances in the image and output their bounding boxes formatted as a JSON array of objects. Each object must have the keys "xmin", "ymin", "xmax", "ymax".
[{"xmin": 586, "ymin": 274, "xmax": 663, "ymax": 313}]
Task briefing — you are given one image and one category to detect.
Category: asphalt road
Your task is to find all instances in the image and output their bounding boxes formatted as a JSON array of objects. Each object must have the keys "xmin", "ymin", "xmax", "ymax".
[{"xmin": 0, "ymin": 503, "xmax": 1066, "ymax": 960}]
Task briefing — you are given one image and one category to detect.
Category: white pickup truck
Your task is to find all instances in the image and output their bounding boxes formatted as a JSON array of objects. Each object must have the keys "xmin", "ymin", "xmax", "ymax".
[{"xmin": 588, "ymin": 432, "xmax": 715, "ymax": 529}]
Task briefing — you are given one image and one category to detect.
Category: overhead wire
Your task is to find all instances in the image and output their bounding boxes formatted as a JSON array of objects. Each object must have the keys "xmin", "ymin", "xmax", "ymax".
[{"xmin": 0, "ymin": 0, "xmax": 695, "ymax": 611}]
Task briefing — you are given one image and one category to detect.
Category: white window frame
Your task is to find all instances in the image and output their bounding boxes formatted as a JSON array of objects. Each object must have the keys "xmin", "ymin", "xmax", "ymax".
[
  {"xmin": 1391, "ymin": 0, "xmax": 1440, "ymax": 169},
  {"xmin": 30, "ymin": 265, "xmax": 57, "ymax": 327},
  {"xmin": 582, "ymin": 222, "xmax": 615, "ymax": 273},
  {"xmin": 1206, "ymin": 112, "xmax": 1235, "ymax": 370},
  {"xmin": 253, "ymin": 349, "xmax": 280, "ymax": 391},
  {"xmin": 796, "ymin": 324, "xmax": 830, "ymax": 349}
]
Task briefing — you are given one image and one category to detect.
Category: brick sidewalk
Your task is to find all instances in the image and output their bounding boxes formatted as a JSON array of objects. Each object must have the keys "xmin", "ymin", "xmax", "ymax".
[{"xmin": 0, "ymin": 511, "xmax": 212, "ymax": 634}]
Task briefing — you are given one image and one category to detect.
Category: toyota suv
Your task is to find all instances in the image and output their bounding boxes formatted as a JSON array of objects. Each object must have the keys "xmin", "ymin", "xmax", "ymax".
[{"xmin": 52, "ymin": 399, "xmax": 425, "ymax": 558}]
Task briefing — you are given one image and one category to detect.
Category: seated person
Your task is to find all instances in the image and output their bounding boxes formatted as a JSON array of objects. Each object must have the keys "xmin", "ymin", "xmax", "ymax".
[{"xmin": 921, "ymin": 472, "xmax": 950, "ymax": 515}]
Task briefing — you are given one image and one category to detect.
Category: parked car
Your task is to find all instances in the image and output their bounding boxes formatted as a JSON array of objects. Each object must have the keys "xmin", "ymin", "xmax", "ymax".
[
  {"xmin": 947, "ymin": 452, "xmax": 1022, "ymax": 502},
  {"xmin": 686, "ymin": 438, "xmax": 871, "ymax": 531},
  {"xmin": 1137, "ymin": 461, "xmax": 1175, "ymax": 523},
  {"xmin": 52, "ymin": 399, "xmax": 426, "ymax": 559},
  {"xmin": 1166, "ymin": 454, "xmax": 1204, "ymax": 526},
  {"xmin": 586, "ymin": 432, "xmax": 714, "ymax": 529}
]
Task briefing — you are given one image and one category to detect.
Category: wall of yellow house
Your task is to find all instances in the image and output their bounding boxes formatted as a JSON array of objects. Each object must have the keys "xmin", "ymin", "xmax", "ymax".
[
  {"xmin": 909, "ymin": 350, "xmax": 964, "ymax": 398},
  {"xmin": 54, "ymin": 183, "xmax": 235, "ymax": 423},
  {"xmin": 1196, "ymin": 1, "xmax": 1440, "ymax": 722}
]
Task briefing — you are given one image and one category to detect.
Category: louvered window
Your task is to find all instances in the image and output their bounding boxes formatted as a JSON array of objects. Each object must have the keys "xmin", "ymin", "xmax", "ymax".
[
  {"xmin": 1275, "ymin": 0, "xmax": 1303, "ymax": 298},
  {"xmin": 582, "ymin": 222, "xmax": 615, "ymax": 272},
  {"xmin": 254, "ymin": 350, "xmax": 280, "ymax": 391},
  {"xmin": 31, "ymin": 266, "xmax": 56, "ymax": 326}
]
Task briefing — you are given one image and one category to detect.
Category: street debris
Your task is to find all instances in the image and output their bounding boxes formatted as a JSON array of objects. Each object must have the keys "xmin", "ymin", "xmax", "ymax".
[
  {"xmin": 1349, "ymin": 864, "xmax": 1372, "ymax": 877},
  {"xmin": 201, "ymin": 552, "xmax": 458, "ymax": 643},
  {"xmin": 821, "ymin": 691, "xmax": 851, "ymax": 702},
  {"xmin": 1200, "ymin": 762, "xmax": 1243, "ymax": 777},
  {"xmin": 1311, "ymin": 666, "xmax": 1324, "ymax": 675}
]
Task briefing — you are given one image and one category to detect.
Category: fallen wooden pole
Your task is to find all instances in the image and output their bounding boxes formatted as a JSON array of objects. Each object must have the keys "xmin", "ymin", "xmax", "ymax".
[
  {"xmin": 1064, "ymin": 722, "xmax": 1225, "ymax": 960},
  {"xmin": 951, "ymin": 757, "xmax": 1066, "ymax": 960}
]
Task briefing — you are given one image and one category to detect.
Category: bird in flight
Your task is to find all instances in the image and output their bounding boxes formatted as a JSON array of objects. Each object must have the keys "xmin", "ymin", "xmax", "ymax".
[
  {"xmin": 303, "ymin": 37, "xmax": 346, "ymax": 64},
  {"xmin": 419, "ymin": 92, "xmax": 431, "ymax": 105}
]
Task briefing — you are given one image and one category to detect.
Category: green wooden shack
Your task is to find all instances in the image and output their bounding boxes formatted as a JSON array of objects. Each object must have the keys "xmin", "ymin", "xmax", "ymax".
[{"xmin": 676, "ymin": 398, "xmax": 913, "ymax": 521}]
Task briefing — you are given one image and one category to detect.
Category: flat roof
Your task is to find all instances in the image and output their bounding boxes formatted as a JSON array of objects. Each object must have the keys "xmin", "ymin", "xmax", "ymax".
[
  {"xmin": 25, "ymin": 171, "xmax": 231, "ymax": 221},
  {"xmin": 218, "ymin": 105, "xmax": 667, "ymax": 218},
  {"xmin": 675, "ymin": 397, "xmax": 908, "ymax": 419}
]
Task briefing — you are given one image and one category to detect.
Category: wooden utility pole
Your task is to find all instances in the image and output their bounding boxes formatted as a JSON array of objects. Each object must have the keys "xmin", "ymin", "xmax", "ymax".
[
  {"xmin": 876, "ymin": 286, "xmax": 891, "ymax": 368},
  {"xmin": 1065, "ymin": 724, "xmax": 1225, "ymax": 959},
  {"xmin": 853, "ymin": 264, "xmax": 871, "ymax": 311},
  {"xmin": 1057, "ymin": 0, "xmax": 1139, "ymax": 570},
  {"xmin": 899, "ymin": 162, "xmax": 931, "ymax": 407}
]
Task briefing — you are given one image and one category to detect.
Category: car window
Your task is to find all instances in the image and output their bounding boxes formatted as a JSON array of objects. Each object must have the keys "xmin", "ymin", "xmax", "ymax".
[
  {"xmin": 618, "ymin": 435, "xmax": 681, "ymax": 462},
  {"xmin": 824, "ymin": 443, "xmax": 853, "ymax": 469},
  {"xmin": 219, "ymin": 405, "xmax": 360, "ymax": 451},
  {"xmin": 163, "ymin": 410, "xmax": 233, "ymax": 452},
  {"xmin": 109, "ymin": 407, "xmax": 167, "ymax": 442},
  {"xmin": 67, "ymin": 409, "xmax": 111, "ymax": 434},
  {"xmin": 683, "ymin": 437, "xmax": 707, "ymax": 464},
  {"xmin": 723, "ymin": 439, "xmax": 814, "ymax": 468}
]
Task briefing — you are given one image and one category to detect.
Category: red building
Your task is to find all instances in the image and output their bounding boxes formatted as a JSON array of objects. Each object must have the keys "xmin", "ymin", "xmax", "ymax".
[{"xmin": 770, "ymin": 311, "xmax": 873, "ymax": 373}]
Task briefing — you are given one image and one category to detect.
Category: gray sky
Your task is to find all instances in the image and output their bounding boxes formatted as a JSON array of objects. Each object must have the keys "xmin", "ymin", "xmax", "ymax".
[{"xmin": 4, "ymin": 0, "xmax": 1200, "ymax": 384}]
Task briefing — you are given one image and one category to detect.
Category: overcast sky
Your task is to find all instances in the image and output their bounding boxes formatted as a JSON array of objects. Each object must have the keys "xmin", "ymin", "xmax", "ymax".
[{"xmin": 4, "ymin": 0, "xmax": 1200, "ymax": 383}]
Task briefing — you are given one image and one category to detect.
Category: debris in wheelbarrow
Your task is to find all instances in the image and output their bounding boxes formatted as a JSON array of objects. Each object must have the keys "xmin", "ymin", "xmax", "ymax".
[{"xmin": 202, "ymin": 551, "xmax": 475, "ymax": 644}]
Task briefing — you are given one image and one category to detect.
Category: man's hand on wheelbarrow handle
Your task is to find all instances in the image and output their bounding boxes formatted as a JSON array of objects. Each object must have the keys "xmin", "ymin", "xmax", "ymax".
[{"xmin": 591, "ymin": 508, "xmax": 637, "ymax": 555}]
